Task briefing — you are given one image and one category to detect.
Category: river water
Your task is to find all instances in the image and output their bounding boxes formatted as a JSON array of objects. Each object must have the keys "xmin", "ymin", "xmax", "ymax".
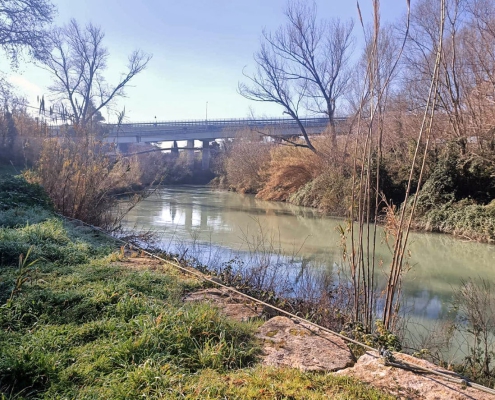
[{"xmin": 121, "ymin": 185, "xmax": 495, "ymax": 352}]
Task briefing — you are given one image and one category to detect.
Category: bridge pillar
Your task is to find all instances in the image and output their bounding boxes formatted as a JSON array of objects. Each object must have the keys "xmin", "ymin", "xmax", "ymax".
[
  {"xmin": 171, "ymin": 140, "xmax": 179, "ymax": 156},
  {"xmin": 186, "ymin": 139, "xmax": 195, "ymax": 167},
  {"xmin": 201, "ymin": 140, "xmax": 210, "ymax": 170}
]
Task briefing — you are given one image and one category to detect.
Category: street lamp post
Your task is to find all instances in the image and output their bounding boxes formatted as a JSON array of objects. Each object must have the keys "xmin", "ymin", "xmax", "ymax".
[{"xmin": 206, "ymin": 101, "xmax": 208, "ymax": 123}]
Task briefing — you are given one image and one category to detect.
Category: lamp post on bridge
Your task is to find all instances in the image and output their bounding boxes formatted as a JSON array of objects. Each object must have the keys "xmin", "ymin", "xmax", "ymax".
[{"xmin": 206, "ymin": 101, "xmax": 208, "ymax": 123}]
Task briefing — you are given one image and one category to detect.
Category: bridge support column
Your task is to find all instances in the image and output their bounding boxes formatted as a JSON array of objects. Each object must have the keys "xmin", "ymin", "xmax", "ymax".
[
  {"xmin": 171, "ymin": 140, "xmax": 179, "ymax": 156},
  {"xmin": 186, "ymin": 140, "xmax": 195, "ymax": 167},
  {"xmin": 201, "ymin": 140, "xmax": 210, "ymax": 171}
]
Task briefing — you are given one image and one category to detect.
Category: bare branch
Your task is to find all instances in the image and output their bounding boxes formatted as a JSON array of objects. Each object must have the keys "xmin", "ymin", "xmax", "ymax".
[
  {"xmin": 239, "ymin": 0, "xmax": 355, "ymax": 148},
  {"xmin": 37, "ymin": 19, "xmax": 152, "ymax": 127}
]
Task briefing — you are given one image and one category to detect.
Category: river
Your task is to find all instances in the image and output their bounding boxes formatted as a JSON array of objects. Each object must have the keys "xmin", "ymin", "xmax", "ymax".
[{"xmin": 121, "ymin": 185, "xmax": 495, "ymax": 354}]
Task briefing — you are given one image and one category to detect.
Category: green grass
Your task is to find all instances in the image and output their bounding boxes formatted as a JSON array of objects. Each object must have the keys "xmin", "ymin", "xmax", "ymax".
[{"xmin": 0, "ymin": 173, "xmax": 393, "ymax": 399}]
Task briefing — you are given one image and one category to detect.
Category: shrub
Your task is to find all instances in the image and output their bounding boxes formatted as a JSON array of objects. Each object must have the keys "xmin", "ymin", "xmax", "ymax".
[
  {"xmin": 290, "ymin": 166, "xmax": 352, "ymax": 214},
  {"xmin": 450, "ymin": 279, "xmax": 495, "ymax": 387},
  {"xmin": 256, "ymin": 144, "xmax": 319, "ymax": 202},
  {"xmin": 32, "ymin": 133, "xmax": 144, "ymax": 227},
  {"xmin": 223, "ymin": 130, "xmax": 273, "ymax": 193}
]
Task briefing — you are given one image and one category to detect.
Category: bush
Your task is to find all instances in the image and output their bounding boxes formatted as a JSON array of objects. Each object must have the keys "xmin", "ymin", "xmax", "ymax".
[
  {"xmin": 0, "ymin": 110, "xmax": 45, "ymax": 167},
  {"xmin": 289, "ymin": 166, "xmax": 352, "ymax": 214},
  {"xmin": 450, "ymin": 279, "xmax": 495, "ymax": 387},
  {"xmin": 32, "ymin": 133, "xmax": 145, "ymax": 227},
  {"xmin": 222, "ymin": 130, "xmax": 273, "ymax": 193},
  {"xmin": 416, "ymin": 144, "xmax": 495, "ymax": 215},
  {"xmin": 416, "ymin": 200, "xmax": 495, "ymax": 242},
  {"xmin": 257, "ymin": 144, "xmax": 319, "ymax": 202},
  {"xmin": 412, "ymin": 143, "xmax": 495, "ymax": 242}
]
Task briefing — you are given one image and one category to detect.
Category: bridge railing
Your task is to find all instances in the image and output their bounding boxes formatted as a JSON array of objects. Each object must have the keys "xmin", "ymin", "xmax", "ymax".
[
  {"xmin": 104, "ymin": 116, "xmax": 342, "ymax": 131},
  {"xmin": 47, "ymin": 116, "xmax": 347, "ymax": 138}
]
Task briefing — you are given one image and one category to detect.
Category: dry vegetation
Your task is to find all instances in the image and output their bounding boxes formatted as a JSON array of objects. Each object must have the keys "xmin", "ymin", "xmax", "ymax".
[
  {"xmin": 221, "ymin": 130, "xmax": 273, "ymax": 194},
  {"xmin": 224, "ymin": 0, "xmax": 495, "ymax": 245}
]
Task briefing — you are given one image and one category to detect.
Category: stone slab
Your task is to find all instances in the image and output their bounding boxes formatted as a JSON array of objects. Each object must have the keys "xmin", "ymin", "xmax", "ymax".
[
  {"xmin": 256, "ymin": 316, "xmax": 354, "ymax": 372},
  {"xmin": 337, "ymin": 351, "xmax": 495, "ymax": 399}
]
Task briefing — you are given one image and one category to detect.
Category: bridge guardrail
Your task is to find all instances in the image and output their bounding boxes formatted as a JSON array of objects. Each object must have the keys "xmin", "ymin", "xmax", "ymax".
[{"xmin": 104, "ymin": 116, "xmax": 342, "ymax": 130}]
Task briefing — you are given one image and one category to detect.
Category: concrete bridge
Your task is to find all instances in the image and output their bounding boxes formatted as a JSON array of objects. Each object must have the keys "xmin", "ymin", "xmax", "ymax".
[
  {"xmin": 97, "ymin": 116, "xmax": 340, "ymax": 170},
  {"xmin": 50, "ymin": 116, "xmax": 344, "ymax": 170},
  {"xmin": 100, "ymin": 116, "xmax": 339, "ymax": 144}
]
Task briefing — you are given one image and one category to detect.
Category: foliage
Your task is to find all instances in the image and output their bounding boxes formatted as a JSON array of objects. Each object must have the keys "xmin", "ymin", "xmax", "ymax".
[
  {"xmin": 114, "ymin": 143, "xmax": 175, "ymax": 187},
  {"xmin": 0, "ymin": 109, "xmax": 46, "ymax": 167},
  {"xmin": 416, "ymin": 200, "xmax": 495, "ymax": 242},
  {"xmin": 257, "ymin": 144, "xmax": 321, "ymax": 202},
  {"xmin": 31, "ymin": 133, "xmax": 146, "ymax": 228},
  {"xmin": 413, "ymin": 144, "xmax": 495, "ymax": 242},
  {"xmin": 341, "ymin": 321, "xmax": 402, "ymax": 358},
  {"xmin": 450, "ymin": 279, "xmax": 495, "ymax": 387},
  {"xmin": 289, "ymin": 166, "xmax": 351, "ymax": 214},
  {"xmin": 0, "ymin": 108, "xmax": 17, "ymax": 161}
]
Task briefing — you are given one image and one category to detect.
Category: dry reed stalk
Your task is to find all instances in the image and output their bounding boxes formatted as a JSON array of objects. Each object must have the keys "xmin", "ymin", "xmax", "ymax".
[
  {"xmin": 382, "ymin": 0, "xmax": 446, "ymax": 330},
  {"xmin": 348, "ymin": 0, "xmax": 412, "ymax": 331}
]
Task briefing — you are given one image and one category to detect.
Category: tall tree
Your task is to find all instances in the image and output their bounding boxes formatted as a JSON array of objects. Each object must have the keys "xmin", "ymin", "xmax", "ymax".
[
  {"xmin": 0, "ymin": 0, "xmax": 55, "ymax": 66},
  {"xmin": 239, "ymin": 0, "xmax": 354, "ymax": 150},
  {"xmin": 38, "ymin": 19, "xmax": 151, "ymax": 127}
]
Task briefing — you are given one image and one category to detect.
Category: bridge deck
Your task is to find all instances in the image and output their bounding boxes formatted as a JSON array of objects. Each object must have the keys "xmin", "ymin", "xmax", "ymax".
[
  {"xmin": 49, "ymin": 116, "xmax": 344, "ymax": 143},
  {"xmin": 109, "ymin": 116, "xmax": 338, "ymax": 129}
]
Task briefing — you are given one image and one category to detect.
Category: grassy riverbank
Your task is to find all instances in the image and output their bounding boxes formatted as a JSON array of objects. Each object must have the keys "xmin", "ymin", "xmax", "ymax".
[{"xmin": 0, "ymin": 172, "xmax": 392, "ymax": 399}]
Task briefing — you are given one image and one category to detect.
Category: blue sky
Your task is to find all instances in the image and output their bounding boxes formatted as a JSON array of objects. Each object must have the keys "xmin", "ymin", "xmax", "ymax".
[{"xmin": 4, "ymin": 0, "xmax": 408, "ymax": 123}]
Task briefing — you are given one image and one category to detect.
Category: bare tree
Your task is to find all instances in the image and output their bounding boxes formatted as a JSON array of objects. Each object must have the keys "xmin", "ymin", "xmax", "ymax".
[
  {"xmin": 239, "ymin": 1, "xmax": 354, "ymax": 150},
  {"xmin": 0, "ymin": 0, "xmax": 55, "ymax": 66},
  {"xmin": 38, "ymin": 19, "xmax": 152, "ymax": 127}
]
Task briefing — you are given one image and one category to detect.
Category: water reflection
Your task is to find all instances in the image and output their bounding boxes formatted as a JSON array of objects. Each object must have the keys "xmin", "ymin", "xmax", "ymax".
[{"xmin": 122, "ymin": 186, "xmax": 495, "ymax": 330}]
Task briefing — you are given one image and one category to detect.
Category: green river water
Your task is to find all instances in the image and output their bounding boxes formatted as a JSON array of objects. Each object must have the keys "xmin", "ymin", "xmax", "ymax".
[{"xmin": 121, "ymin": 185, "xmax": 495, "ymax": 356}]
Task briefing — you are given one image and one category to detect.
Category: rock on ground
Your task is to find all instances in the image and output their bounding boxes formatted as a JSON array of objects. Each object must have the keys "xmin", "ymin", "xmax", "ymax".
[
  {"xmin": 183, "ymin": 288, "xmax": 263, "ymax": 322},
  {"xmin": 337, "ymin": 351, "xmax": 495, "ymax": 400},
  {"xmin": 256, "ymin": 316, "xmax": 354, "ymax": 372}
]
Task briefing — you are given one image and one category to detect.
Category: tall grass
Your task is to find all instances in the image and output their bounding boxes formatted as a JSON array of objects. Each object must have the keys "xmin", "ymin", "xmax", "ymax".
[{"xmin": 30, "ymin": 130, "xmax": 148, "ymax": 228}]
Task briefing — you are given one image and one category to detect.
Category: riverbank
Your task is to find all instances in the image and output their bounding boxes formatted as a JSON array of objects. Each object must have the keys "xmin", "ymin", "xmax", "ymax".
[
  {"xmin": 3, "ymin": 173, "xmax": 495, "ymax": 398},
  {"xmin": 0, "ymin": 173, "xmax": 393, "ymax": 399},
  {"xmin": 216, "ymin": 136, "xmax": 495, "ymax": 243}
]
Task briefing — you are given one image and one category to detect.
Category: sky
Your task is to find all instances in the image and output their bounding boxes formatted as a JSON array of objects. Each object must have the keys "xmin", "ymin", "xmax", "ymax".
[{"xmin": 3, "ymin": 0, "xmax": 408, "ymax": 123}]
